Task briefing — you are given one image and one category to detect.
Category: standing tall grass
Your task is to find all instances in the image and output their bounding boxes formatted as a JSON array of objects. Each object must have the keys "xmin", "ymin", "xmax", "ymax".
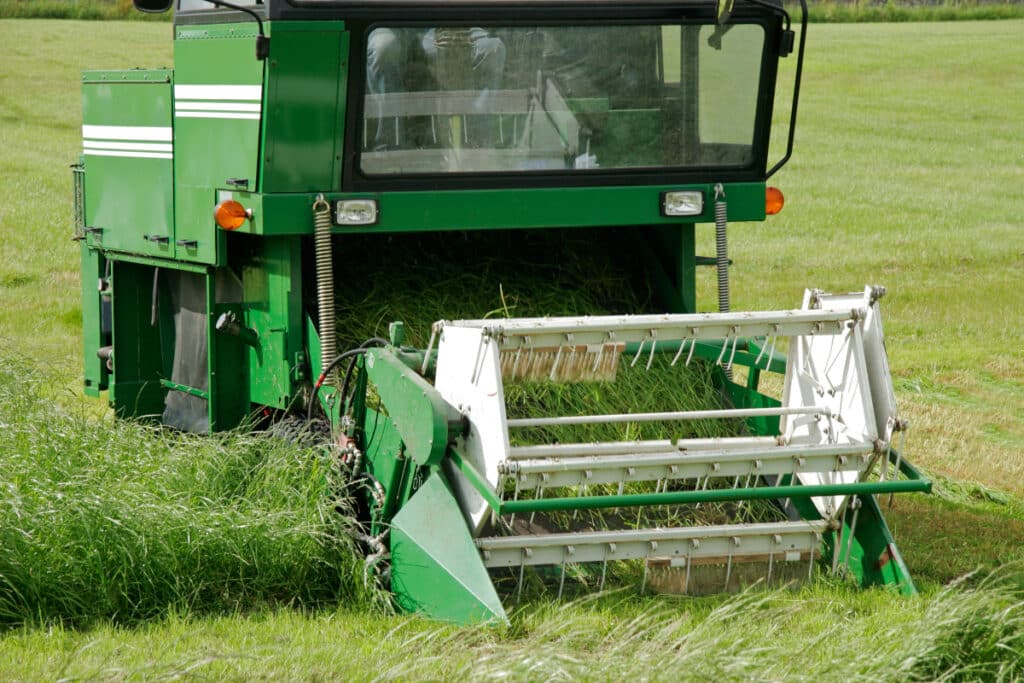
[{"xmin": 0, "ymin": 356, "xmax": 379, "ymax": 626}]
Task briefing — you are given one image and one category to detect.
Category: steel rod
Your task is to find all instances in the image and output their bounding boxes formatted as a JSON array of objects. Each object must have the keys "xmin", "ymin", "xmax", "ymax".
[
  {"xmin": 499, "ymin": 478, "xmax": 930, "ymax": 514},
  {"xmin": 507, "ymin": 406, "xmax": 829, "ymax": 429}
]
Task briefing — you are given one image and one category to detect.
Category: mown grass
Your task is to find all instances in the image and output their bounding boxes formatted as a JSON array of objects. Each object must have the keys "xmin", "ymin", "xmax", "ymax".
[
  {"xmin": 1, "ymin": 16, "xmax": 1023, "ymax": 680},
  {"xmin": 4, "ymin": 573, "xmax": 1024, "ymax": 679}
]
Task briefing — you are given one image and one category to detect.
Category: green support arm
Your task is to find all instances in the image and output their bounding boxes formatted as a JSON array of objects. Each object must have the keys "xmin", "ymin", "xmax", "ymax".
[{"xmin": 363, "ymin": 348, "xmax": 455, "ymax": 467}]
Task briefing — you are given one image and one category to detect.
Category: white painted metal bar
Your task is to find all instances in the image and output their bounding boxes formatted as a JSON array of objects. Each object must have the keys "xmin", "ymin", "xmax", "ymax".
[
  {"xmin": 508, "ymin": 440, "xmax": 675, "ymax": 460},
  {"xmin": 677, "ymin": 436, "xmax": 781, "ymax": 451},
  {"xmin": 508, "ymin": 437, "xmax": 784, "ymax": 459},
  {"xmin": 503, "ymin": 442, "xmax": 876, "ymax": 489},
  {"xmin": 477, "ymin": 520, "xmax": 828, "ymax": 568},
  {"xmin": 440, "ymin": 309, "xmax": 859, "ymax": 350},
  {"xmin": 507, "ymin": 406, "xmax": 831, "ymax": 429}
]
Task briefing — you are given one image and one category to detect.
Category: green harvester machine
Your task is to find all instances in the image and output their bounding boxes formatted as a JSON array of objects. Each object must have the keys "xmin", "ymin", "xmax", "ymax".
[{"xmin": 76, "ymin": 0, "xmax": 931, "ymax": 624}]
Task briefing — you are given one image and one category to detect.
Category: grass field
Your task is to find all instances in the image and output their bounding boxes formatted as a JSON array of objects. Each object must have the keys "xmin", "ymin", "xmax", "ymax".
[{"xmin": 1, "ymin": 16, "xmax": 1023, "ymax": 680}]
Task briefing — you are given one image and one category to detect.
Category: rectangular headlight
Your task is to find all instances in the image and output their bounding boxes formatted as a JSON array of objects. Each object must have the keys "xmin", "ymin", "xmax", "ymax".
[
  {"xmin": 661, "ymin": 191, "xmax": 704, "ymax": 217},
  {"xmin": 334, "ymin": 199, "xmax": 378, "ymax": 226}
]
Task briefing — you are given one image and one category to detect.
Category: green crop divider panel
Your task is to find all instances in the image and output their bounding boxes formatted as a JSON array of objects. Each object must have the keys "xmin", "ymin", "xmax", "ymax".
[{"xmin": 82, "ymin": 70, "xmax": 175, "ymax": 259}]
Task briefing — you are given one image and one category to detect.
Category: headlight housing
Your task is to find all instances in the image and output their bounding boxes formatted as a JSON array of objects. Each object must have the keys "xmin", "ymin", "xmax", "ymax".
[{"xmin": 661, "ymin": 191, "xmax": 704, "ymax": 217}]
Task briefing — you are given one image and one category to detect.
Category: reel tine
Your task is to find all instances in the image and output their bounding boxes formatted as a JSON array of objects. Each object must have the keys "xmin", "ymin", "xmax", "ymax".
[
  {"xmin": 831, "ymin": 523, "xmax": 843, "ymax": 575},
  {"xmin": 715, "ymin": 334, "xmax": 730, "ymax": 366},
  {"xmin": 725, "ymin": 536, "xmax": 738, "ymax": 590},
  {"xmin": 509, "ymin": 478, "xmax": 521, "ymax": 526},
  {"xmin": 670, "ymin": 338, "xmax": 687, "ymax": 367},
  {"xmin": 754, "ymin": 334, "xmax": 771, "ymax": 367},
  {"xmin": 565, "ymin": 335, "xmax": 577, "ymax": 378},
  {"xmin": 600, "ymin": 543, "xmax": 614, "ymax": 592},
  {"xmin": 809, "ymin": 532, "xmax": 818, "ymax": 581},
  {"xmin": 685, "ymin": 333, "xmax": 699, "ymax": 366},
  {"xmin": 725, "ymin": 333, "xmax": 739, "ymax": 370},
  {"xmin": 516, "ymin": 551, "xmax": 527, "ymax": 604},
  {"xmin": 548, "ymin": 343, "xmax": 565, "ymax": 381},
  {"xmin": 511, "ymin": 344, "xmax": 524, "ymax": 380},
  {"xmin": 591, "ymin": 342, "xmax": 605, "ymax": 374},
  {"xmin": 470, "ymin": 334, "xmax": 486, "ymax": 385},
  {"xmin": 645, "ymin": 332, "xmax": 657, "ymax": 371},
  {"xmin": 422, "ymin": 325, "xmax": 439, "ymax": 376},
  {"xmin": 557, "ymin": 549, "xmax": 568, "ymax": 600},
  {"xmin": 529, "ymin": 482, "xmax": 543, "ymax": 526},
  {"xmin": 684, "ymin": 543, "xmax": 694, "ymax": 594},
  {"xmin": 630, "ymin": 338, "xmax": 646, "ymax": 368}
]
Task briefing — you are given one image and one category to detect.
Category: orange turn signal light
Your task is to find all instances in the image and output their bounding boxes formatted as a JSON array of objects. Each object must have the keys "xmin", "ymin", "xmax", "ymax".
[
  {"xmin": 214, "ymin": 199, "xmax": 251, "ymax": 230},
  {"xmin": 766, "ymin": 186, "xmax": 785, "ymax": 215}
]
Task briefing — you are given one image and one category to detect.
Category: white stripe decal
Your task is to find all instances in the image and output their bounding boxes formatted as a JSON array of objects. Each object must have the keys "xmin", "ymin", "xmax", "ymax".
[
  {"xmin": 175, "ymin": 111, "xmax": 261, "ymax": 120},
  {"xmin": 83, "ymin": 141, "xmax": 173, "ymax": 152},
  {"xmin": 83, "ymin": 149, "xmax": 173, "ymax": 160},
  {"xmin": 174, "ymin": 84, "xmax": 262, "ymax": 101},
  {"xmin": 81, "ymin": 125, "xmax": 172, "ymax": 142},
  {"xmin": 176, "ymin": 101, "xmax": 262, "ymax": 112}
]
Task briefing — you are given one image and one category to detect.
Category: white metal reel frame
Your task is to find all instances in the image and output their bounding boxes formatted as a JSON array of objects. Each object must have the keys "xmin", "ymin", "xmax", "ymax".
[
  {"xmin": 432, "ymin": 293, "xmax": 899, "ymax": 535},
  {"xmin": 810, "ymin": 286, "xmax": 900, "ymax": 441},
  {"xmin": 434, "ymin": 324, "xmax": 511, "ymax": 535}
]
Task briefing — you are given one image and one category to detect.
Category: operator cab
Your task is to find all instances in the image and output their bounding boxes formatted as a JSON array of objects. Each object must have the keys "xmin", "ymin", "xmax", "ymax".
[{"xmin": 140, "ymin": 0, "xmax": 802, "ymax": 191}]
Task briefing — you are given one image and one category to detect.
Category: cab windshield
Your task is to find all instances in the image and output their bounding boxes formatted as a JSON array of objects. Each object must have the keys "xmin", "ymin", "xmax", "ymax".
[{"xmin": 360, "ymin": 23, "xmax": 766, "ymax": 176}]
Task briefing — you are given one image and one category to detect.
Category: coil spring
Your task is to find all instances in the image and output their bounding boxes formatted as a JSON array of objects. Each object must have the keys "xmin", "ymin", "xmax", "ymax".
[
  {"xmin": 714, "ymin": 184, "xmax": 732, "ymax": 380},
  {"xmin": 313, "ymin": 196, "xmax": 336, "ymax": 373},
  {"xmin": 714, "ymin": 184, "xmax": 730, "ymax": 315}
]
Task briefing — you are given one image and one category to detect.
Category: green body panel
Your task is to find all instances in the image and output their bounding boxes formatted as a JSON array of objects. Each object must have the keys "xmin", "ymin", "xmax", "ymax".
[
  {"xmin": 173, "ymin": 24, "xmax": 265, "ymax": 265},
  {"xmin": 642, "ymin": 225, "xmax": 698, "ymax": 313},
  {"xmin": 389, "ymin": 470, "xmax": 507, "ymax": 625},
  {"xmin": 81, "ymin": 71, "xmax": 174, "ymax": 259},
  {"xmin": 361, "ymin": 407, "xmax": 409, "ymax": 531},
  {"xmin": 209, "ymin": 286, "xmax": 252, "ymax": 431},
  {"xmin": 99, "ymin": 254, "xmax": 252, "ymax": 431},
  {"xmin": 80, "ymin": 244, "xmax": 108, "ymax": 397},
  {"xmin": 240, "ymin": 236, "xmax": 305, "ymax": 408},
  {"xmin": 107, "ymin": 261, "xmax": 167, "ymax": 419},
  {"xmin": 226, "ymin": 182, "xmax": 766, "ymax": 237},
  {"xmin": 261, "ymin": 22, "xmax": 349, "ymax": 192}
]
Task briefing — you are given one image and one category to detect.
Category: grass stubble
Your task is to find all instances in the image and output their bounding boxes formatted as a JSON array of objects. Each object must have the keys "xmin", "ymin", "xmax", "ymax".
[{"xmin": 0, "ymin": 15, "xmax": 1023, "ymax": 682}]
